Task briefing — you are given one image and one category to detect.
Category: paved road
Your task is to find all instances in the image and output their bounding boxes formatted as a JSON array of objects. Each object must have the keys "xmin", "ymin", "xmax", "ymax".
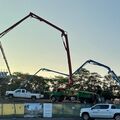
[
  {"xmin": 0, "ymin": 118, "xmax": 80, "ymax": 120},
  {"xmin": 0, "ymin": 118, "xmax": 114, "ymax": 120}
]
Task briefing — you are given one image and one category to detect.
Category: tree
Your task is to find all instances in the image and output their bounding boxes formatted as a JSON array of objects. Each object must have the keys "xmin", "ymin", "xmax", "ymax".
[
  {"xmin": 0, "ymin": 77, "xmax": 10, "ymax": 96},
  {"xmin": 73, "ymin": 68, "xmax": 90, "ymax": 91},
  {"xmin": 7, "ymin": 72, "xmax": 51, "ymax": 92}
]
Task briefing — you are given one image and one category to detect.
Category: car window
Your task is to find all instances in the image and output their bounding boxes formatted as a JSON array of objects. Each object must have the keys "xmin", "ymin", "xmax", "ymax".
[
  {"xmin": 92, "ymin": 105, "xmax": 101, "ymax": 109},
  {"xmin": 22, "ymin": 90, "xmax": 25, "ymax": 93},
  {"xmin": 15, "ymin": 90, "xmax": 21, "ymax": 93},
  {"xmin": 92, "ymin": 105, "xmax": 109, "ymax": 109},
  {"xmin": 100, "ymin": 105, "xmax": 109, "ymax": 109},
  {"xmin": 111, "ymin": 105, "xmax": 116, "ymax": 109}
]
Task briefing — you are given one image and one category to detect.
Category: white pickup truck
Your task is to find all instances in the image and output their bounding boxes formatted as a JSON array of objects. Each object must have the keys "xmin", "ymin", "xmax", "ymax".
[
  {"xmin": 5, "ymin": 89, "xmax": 44, "ymax": 100},
  {"xmin": 80, "ymin": 103, "xmax": 120, "ymax": 120}
]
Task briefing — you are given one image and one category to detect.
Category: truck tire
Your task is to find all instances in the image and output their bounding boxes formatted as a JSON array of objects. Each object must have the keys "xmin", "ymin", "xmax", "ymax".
[
  {"xmin": 51, "ymin": 96, "xmax": 56, "ymax": 102},
  {"xmin": 31, "ymin": 96, "xmax": 36, "ymax": 100},
  {"xmin": 82, "ymin": 113, "xmax": 90, "ymax": 120},
  {"xmin": 58, "ymin": 95, "xmax": 64, "ymax": 102},
  {"xmin": 114, "ymin": 114, "xmax": 120, "ymax": 120},
  {"xmin": 79, "ymin": 98, "xmax": 84, "ymax": 103},
  {"xmin": 8, "ymin": 94, "xmax": 13, "ymax": 99}
]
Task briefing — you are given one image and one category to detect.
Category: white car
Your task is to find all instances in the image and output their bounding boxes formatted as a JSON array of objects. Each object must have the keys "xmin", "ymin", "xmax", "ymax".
[
  {"xmin": 5, "ymin": 89, "xmax": 44, "ymax": 100},
  {"xmin": 80, "ymin": 103, "xmax": 120, "ymax": 120}
]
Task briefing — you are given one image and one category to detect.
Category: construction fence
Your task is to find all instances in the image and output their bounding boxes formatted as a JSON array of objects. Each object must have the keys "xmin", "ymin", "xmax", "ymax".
[{"xmin": 0, "ymin": 103, "xmax": 92, "ymax": 118}]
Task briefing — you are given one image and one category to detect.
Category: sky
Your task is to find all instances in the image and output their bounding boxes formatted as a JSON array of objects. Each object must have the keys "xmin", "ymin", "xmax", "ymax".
[{"xmin": 0, "ymin": 0, "xmax": 120, "ymax": 77}]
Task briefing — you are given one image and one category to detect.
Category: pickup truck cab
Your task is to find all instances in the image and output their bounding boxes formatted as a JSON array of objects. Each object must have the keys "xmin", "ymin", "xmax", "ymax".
[
  {"xmin": 80, "ymin": 103, "xmax": 120, "ymax": 120},
  {"xmin": 5, "ymin": 89, "xmax": 44, "ymax": 100}
]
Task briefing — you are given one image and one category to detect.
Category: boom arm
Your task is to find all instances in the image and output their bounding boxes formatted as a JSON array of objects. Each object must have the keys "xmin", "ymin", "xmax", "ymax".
[
  {"xmin": 0, "ymin": 41, "xmax": 11, "ymax": 76},
  {"xmin": 73, "ymin": 59, "xmax": 120, "ymax": 84},
  {"xmin": 0, "ymin": 12, "xmax": 73, "ymax": 84},
  {"xmin": 20, "ymin": 68, "xmax": 69, "ymax": 88}
]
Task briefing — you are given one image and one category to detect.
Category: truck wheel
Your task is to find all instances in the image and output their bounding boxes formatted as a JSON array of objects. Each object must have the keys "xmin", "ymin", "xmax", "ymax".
[
  {"xmin": 82, "ymin": 113, "xmax": 90, "ymax": 120},
  {"xmin": 8, "ymin": 94, "xmax": 13, "ymax": 99},
  {"xmin": 79, "ymin": 98, "xmax": 84, "ymax": 103},
  {"xmin": 58, "ymin": 96, "xmax": 64, "ymax": 102},
  {"xmin": 114, "ymin": 114, "xmax": 120, "ymax": 120},
  {"xmin": 31, "ymin": 96, "xmax": 36, "ymax": 100},
  {"xmin": 51, "ymin": 96, "xmax": 56, "ymax": 102}
]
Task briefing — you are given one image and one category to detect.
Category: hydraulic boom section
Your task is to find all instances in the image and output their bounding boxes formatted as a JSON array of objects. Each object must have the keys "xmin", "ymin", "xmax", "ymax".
[
  {"xmin": 73, "ymin": 59, "xmax": 120, "ymax": 84},
  {"xmin": 0, "ymin": 12, "xmax": 73, "ymax": 85},
  {"xmin": 0, "ymin": 41, "xmax": 12, "ymax": 77},
  {"xmin": 19, "ymin": 68, "xmax": 68, "ymax": 88}
]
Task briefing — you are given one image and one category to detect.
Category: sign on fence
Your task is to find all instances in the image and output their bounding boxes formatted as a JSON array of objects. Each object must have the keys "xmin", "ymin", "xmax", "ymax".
[
  {"xmin": 43, "ymin": 103, "xmax": 52, "ymax": 118},
  {"xmin": 24, "ymin": 103, "xmax": 42, "ymax": 117}
]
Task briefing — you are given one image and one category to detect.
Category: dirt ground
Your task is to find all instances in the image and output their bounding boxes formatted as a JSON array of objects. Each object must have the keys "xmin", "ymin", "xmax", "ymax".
[{"xmin": 0, "ymin": 97, "xmax": 80, "ymax": 103}]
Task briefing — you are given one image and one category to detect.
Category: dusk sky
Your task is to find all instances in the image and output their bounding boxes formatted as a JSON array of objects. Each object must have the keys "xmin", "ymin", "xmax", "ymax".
[{"xmin": 0, "ymin": 0, "xmax": 120, "ymax": 77}]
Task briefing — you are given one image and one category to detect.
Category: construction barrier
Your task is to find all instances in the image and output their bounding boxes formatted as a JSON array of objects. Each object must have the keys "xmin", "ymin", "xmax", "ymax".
[
  {"xmin": 2, "ymin": 104, "xmax": 24, "ymax": 117},
  {"xmin": 0, "ymin": 103, "xmax": 93, "ymax": 118},
  {"xmin": 53, "ymin": 103, "xmax": 92, "ymax": 118}
]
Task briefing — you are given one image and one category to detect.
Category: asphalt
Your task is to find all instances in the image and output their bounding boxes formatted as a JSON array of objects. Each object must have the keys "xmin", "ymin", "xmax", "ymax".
[
  {"xmin": 0, "ymin": 118, "xmax": 114, "ymax": 120},
  {"xmin": 0, "ymin": 118, "xmax": 81, "ymax": 120}
]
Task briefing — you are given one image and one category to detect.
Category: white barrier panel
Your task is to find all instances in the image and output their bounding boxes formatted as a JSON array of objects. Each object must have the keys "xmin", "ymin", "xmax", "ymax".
[{"xmin": 43, "ymin": 103, "xmax": 52, "ymax": 118}]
